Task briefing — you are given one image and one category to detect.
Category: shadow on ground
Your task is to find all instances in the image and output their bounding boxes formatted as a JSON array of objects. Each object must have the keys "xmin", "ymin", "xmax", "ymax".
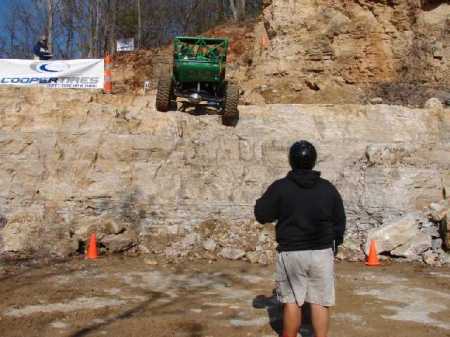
[
  {"xmin": 174, "ymin": 101, "xmax": 240, "ymax": 127},
  {"xmin": 68, "ymin": 290, "xmax": 166, "ymax": 337},
  {"xmin": 253, "ymin": 291, "xmax": 314, "ymax": 337}
]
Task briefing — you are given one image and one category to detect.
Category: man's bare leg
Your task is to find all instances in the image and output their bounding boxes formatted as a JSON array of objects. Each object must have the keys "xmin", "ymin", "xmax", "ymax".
[
  {"xmin": 310, "ymin": 303, "xmax": 330, "ymax": 337},
  {"xmin": 283, "ymin": 303, "xmax": 301, "ymax": 337}
]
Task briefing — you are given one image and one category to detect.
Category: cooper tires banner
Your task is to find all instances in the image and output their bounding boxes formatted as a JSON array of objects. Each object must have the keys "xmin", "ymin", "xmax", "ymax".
[{"xmin": 0, "ymin": 59, "xmax": 104, "ymax": 89}]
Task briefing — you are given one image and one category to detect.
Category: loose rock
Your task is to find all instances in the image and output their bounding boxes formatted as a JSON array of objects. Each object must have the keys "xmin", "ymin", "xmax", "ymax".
[
  {"xmin": 144, "ymin": 258, "xmax": 158, "ymax": 266},
  {"xmin": 102, "ymin": 231, "xmax": 138, "ymax": 253},
  {"xmin": 245, "ymin": 251, "xmax": 260, "ymax": 264},
  {"xmin": 428, "ymin": 201, "xmax": 448, "ymax": 222},
  {"xmin": 337, "ymin": 238, "xmax": 365, "ymax": 261},
  {"xmin": 391, "ymin": 232, "xmax": 431, "ymax": 260},
  {"xmin": 369, "ymin": 97, "xmax": 383, "ymax": 104},
  {"xmin": 202, "ymin": 239, "xmax": 217, "ymax": 252},
  {"xmin": 218, "ymin": 248, "xmax": 246, "ymax": 260},
  {"xmin": 365, "ymin": 214, "xmax": 419, "ymax": 255},
  {"xmin": 423, "ymin": 250, "xmax": 440, "ymax": 266},
  {"xmin": 424, "ymin": 98, "xmax": 443, "ymax": 110}
]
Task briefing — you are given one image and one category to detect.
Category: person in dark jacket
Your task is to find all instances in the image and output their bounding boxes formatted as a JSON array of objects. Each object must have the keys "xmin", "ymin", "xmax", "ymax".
[
  {"xmin": 254, "ymin": 140, "xmax": 346, "ymax": 337},
  {"xmin": 33, "ymin": 35, "xmax": 52, "ymax": 60}
]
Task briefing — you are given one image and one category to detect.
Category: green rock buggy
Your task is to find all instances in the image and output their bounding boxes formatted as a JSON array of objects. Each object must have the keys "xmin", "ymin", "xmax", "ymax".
[{"xmin": 155, "ymin": 36, "xmax": 239, "ymax": 126}]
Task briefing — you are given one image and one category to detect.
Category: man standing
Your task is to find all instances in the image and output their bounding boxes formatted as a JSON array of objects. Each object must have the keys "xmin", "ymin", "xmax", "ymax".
[
  {"xmin": 33, "ymin": 35, "xmax": 52, "ymax": 60},
  {"xmin": 254, "ymin": 140, "xmax": 346, "ymax": 337}
]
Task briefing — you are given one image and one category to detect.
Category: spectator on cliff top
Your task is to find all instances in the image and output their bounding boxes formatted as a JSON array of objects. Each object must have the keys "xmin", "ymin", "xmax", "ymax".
[
  {"xmin": 33, "ymin": 35, "xmax": 53, "ymax": 60},
  {"xmin": 254, "ymin": 140, "xmax": 346, "ymax": 337}
]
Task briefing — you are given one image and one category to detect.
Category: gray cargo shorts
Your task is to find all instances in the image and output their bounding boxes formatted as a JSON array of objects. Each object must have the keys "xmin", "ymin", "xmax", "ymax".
[{"xmin": 275, "ymin": 248, "xmax": 335, "ymax": 307}]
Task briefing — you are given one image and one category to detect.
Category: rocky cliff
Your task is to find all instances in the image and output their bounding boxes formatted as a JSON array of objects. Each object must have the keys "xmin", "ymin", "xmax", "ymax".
[
  {"xmin": 112, "ymin": 1, "xmax": 449, "ymax": 106},
  {"xmin": 0, "ymin": 88, "xmax": 448, "ymax": 261},
  {"xmin": 238, "ymin": 0, "xmax": 450, "ymax": 106}
]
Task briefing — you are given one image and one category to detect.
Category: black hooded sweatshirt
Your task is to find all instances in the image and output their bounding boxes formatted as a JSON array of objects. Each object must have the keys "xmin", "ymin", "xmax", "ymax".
[{"xmin": 254, "ymin": 169, "xmax": 346, "ymax": 252}]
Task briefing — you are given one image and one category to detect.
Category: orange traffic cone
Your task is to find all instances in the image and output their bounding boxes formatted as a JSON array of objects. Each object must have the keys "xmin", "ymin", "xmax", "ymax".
[
  {"xmin": 86, "ymin": 233, "xmax": 98, "ymax": 260},
  {"xmin": 366, "ymin": 240, "xmax": 381, "ymax": 266},
  {"xmin": 104, "ymin": 54, "xmax": 112, "ymax": 94}
]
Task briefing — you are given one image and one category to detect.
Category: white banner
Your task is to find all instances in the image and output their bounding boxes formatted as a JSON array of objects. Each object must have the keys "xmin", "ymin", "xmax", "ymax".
[{"xmin": 0, "ymin": 59, "xmax": 104, "ymax": 89}]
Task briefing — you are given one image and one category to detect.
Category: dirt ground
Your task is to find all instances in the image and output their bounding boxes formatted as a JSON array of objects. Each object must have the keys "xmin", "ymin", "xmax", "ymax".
[{"xmin": 0, "ymin": 257, "xmax": 449, "ymax": 337}]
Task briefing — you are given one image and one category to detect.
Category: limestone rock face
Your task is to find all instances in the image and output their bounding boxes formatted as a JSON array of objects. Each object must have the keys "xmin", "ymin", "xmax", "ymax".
[
  {"xmin": 218, "ymin": 247, "xmax": 246, "ymax": 260},
  {"xmin": 0, "ymin": 88, "xmax": 449, "ymax": 259},
  {"xmin": 336, "ymin": 237, "xmax": 365, "ymax": 262},
  {"xmin": 427, "ymin": 201, "xmax": 448, "ymax": 222},
  {"xmin": 364, "ymin": 211, "xmax": 444, "ymax": 262},
  {"xmin": 424, "ymin": 98, "xmax": 444, "ymax": 110},
  {"xmin": 202, "ymin": 239, "xmax": 217, "ymax": 252},
  {"xmin": 391, "ymin": 231, "xmax": 432, "ymax": 260},
  {"xmin": 365, "ymin": 214, "xmax": 420, "ymax": 254},
  {"xmin": 240, "ymin": 0, "xmax": 450, "ymax": 106},
  {"xmin": 102, "ymin": 230, "xmax": 138, "ymax": 253}
]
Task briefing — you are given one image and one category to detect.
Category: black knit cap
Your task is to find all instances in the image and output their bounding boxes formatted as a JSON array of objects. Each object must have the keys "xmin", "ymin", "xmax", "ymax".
[{"xmin": 289, "ymin": 140, "xmax": 317, "ymax": 169}]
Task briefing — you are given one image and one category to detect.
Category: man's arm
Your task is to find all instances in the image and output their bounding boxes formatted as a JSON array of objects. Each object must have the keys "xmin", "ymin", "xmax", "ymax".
[
  {"xmin": 333, "ymin": 188, "xmax": 346, "ymax": 247},
  {"xmin": 254, "ymin": 182, "xmax": 280, "ymax": 224}
]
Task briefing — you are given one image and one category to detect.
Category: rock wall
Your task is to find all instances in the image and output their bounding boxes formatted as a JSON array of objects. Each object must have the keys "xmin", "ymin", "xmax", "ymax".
[
  {"xmin": 241, "ymin": 0, "xmax": 450, "ymax": 105},
  {"xmin": 0, "ymin": 87, "xmax": 448, "ymax": 259},
  {"xmin": 110, "ymin": 1, "xmax": 449, "ymax": 106}
]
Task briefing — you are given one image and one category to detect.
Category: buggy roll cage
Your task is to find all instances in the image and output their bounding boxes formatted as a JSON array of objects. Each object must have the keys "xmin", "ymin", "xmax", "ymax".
[{"xmin": 173, "ymin": 36, "xmax": 229, "ymax": 62}]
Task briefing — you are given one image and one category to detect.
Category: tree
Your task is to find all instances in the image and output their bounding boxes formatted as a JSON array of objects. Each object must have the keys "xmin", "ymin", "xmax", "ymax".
[
  {"xmin": 47, "ymin": 0, "xmax": 54, "ymax": 52},
  {"xmin": 137, "ymin": 0, "xmax": 142, "ymax": 49},
  {"xmin": 108, "ymin": 0, "xmax": 118, "ymax": 55},
  {"xmin": 228, "ymin": 0, "xmax": 246, "ymax": 21},
  {"xmin": 95, "ymin": 0, "xmax": 102, "ymax": 57},
  {"xmin": 59, "ymin": 0, "xmax": 76, "ymax": 58},
  {"xmin": 0, "ymin": 36, "xmax": 6, "ymax": 58},
  {"xmin": 0, "ymin": 0, "xmax": 263, "ymax": 58}
]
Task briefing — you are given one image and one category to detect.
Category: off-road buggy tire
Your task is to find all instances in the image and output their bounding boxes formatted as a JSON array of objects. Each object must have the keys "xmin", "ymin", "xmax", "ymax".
[
  {"xmin": 156, "ymin": 74, "xmax": 173, "ymax": 112},
  {"xmin": 222, "ymin": 84, "xmax": 239, "ymax": 126}
]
